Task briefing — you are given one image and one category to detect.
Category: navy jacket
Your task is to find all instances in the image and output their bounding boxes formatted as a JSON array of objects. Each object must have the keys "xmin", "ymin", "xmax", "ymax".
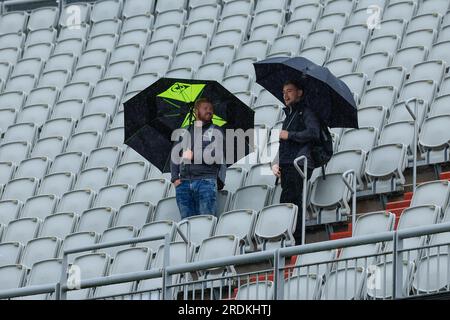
[{"xmin": 272, "ymin": 97, "xmax": 321, "ymax": 168}]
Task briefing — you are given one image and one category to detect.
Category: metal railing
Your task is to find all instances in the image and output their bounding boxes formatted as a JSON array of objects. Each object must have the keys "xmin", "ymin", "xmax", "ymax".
[{"xmin": 2, "ymin": 221, "xmax": 450, "ymax": 300}]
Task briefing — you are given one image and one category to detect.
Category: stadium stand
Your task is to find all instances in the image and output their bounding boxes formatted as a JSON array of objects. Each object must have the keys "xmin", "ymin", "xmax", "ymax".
[{"xmin": 0, "ymin": 0, "xmax": 450, "ymax": 300}]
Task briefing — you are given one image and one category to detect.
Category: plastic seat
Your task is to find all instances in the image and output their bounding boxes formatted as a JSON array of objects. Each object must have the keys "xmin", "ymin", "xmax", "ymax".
[
  {"xmin": 4, "ymin": 217, "xmax": 41, "ymax": 244},
  {"xmin": 0, "ymin": 242, "xmax": 23, "ymax": 267},
  {"xmin": 72, "ymin": 65, "xmax": 104, "ymax": 85},
  {"xmin": 3, "ymin": 123, "xmax": 38, "ymax": 145},
  {"xmin": 91, "ymin": 0, "xmax": 123, "ymax": 23},
  {"xmin": 75, "ymin": 167, "xmax": 112, "ymax": 192},
  {"xmin": 356, "ymin": 52, "xmax": 392, "ymax": 79},
  {"xmin": 100, "ymin": 127, "xmax": 124, "ymax": 148},
  {"xmin": 0, "ymin": 264, "xmax": 27, "ymax": 291},
  {"xmin": 111, "ymin": 161, "xmax": 148, "ymax": 187},
  {"xmin": 66, "ymin": 131, "xmax": 102, "ymax": 155},
  {"xmin": 49, "ymin": 152, "xmax": 85, "ymax": 175},
  {"xmin": 21, "ymin": 236, "xmax": 60, "ymax": 269},
  {"xmin": 67, "ymin": 252, "xmax": 111, "ymax": 300},
  {"xmin": 75, "ymin": 113, "xmax": 110, "ymax": 134},
  {"xmin": 153, "ymin": 197, "xmax": 181, "ymax": 222},
  {"xmin": 94, "ymin": 184, "xmax": 132, "ymax": 210},
  {"xmin": 77, "ymin": 207, "xmax": 116, "ymax": 235},
  {"xmin": 360, "ymin": 86, "xmax": 397, "ymax": 109},
  {"xmin": 2, "ymin": 177, "xmax": 38, "ymax": 202},
  {"xmin": 0, "ymin": 199, "xmax": 22, "ymax": 226},
  {"xmin": 89, "ymin": 19, "xmax": 122, "ymax": 38},
  {"xmin": 58, "ymin": 82, "xmax": 93, "ymax": 102},
  {"xmin": 20, "ymin": 194, "xmax": 58, "ymax": 220},
  {"xmin": 123, "ymin": 0, "xmax": 155, "ymax": 18},
  {"xmin": 85, "ymin": 146, "xmax": 121, "ymax": 170},
  {"xmin": 115, "ymin": 201, "xmax": 153, "ymax": 229},
  {"xmin": 0, "ymin": 141, "xmax": 30, "ymax": 164},
  {"xmin": 0, "ymin": 11, "xmax": 28, "ymax": 34},
  {"xmin": 232, "ymin": 185, "xmax": 272, "ymax": 211},
  {"xmin": 137, "ymin": 220, "xmax": 176, "ymax": 252},
  {"xmin": 86, "ymin": 34, "xmax": 119, "ymax": 52},
  {"xmin": 38, "ymin": 172, "xmax": 75, "ymax": 198},
  {"xmin": 77, "ymin": 49, "xmax": 110, "ymax": 69},
  {"xmin": 151, "ymin": 24, "xmax": 184, "ymax": 42},
  {"xmin": 40, "ymin": 212, "xmax": 79, "ymax": 240},
  {"xmin": 57, "ymin": 189, "xmax": 96, "ymax": 216},
  {"xmin": 132, "ymin": 178, "xmax": 169, "ymax": 205},
  {"xmin": 236, "ymin": 281, "xmax": 274, "ymax": 300},
  {"xmin": 61, "ymin": 231, "xmax": 100, "ymax": 264}
]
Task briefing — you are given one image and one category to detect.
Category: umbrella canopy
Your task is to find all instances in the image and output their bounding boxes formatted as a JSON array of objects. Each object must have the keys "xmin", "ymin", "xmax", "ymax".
[
  {"xmin": 253, "ymin": 56, "xmax": 358, "ymax": 128},
  {"xmin": 123, "ymin": 77, "xmax": 255, "ymax": 173}
]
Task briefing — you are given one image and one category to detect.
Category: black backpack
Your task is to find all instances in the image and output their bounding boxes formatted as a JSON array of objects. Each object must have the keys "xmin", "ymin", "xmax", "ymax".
[{"xmin": 311, "ymin": 122, "xmax": 333, "ymax": 179}]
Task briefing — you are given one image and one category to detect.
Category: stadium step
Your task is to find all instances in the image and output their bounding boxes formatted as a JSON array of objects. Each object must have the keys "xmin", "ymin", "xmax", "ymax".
[{"xmin": 386, "ymin": 199, "xmax": 411, "ymax": 210}]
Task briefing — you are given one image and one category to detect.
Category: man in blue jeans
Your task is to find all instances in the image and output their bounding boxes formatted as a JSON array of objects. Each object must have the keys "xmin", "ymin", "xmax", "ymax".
[{"xmin": 170, "ymin": 98, "xmax": 226, "ymax": 219}]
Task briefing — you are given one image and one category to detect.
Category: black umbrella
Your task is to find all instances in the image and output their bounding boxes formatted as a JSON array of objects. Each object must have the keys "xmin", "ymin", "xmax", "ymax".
[
  {"xmin": 253, "ymin": 56, "xmax": 358, "ymax": 128},
  {"xmin": 123, "ymin": 77, "xmax": 255, "ymax": 173}
]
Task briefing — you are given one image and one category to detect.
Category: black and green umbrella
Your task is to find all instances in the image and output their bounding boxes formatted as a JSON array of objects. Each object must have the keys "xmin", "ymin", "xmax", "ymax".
[{"xmin": 123, "ymin": 77, "xmax": 255, "ymax": 173}]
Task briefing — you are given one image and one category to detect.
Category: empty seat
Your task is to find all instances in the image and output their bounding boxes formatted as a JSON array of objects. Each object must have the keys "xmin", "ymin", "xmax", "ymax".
[
  {"xmin": 132, "ymin": 179, "xmax": 169, "ymax": 205},
  {"xmin": 226, "ymin": 57, "xmax": 257, "ymax": 77},
  {"xmin": 0, "ymin": 264, "xmax": 27, "ymax": 291},
  {"xmin": 151, "ymin": 197, "xmax": 180, "ymax": 222},
  {"xmin": 4, "ymin": 217, "xmax": 41, "ymax": 244},
  {"xmin": 176, "ymin": 214, "xmax": 217, "ymax": 247},
  {"xmin": 0, "ymin": 11, "xmax": 28, "ymax": 34},
  {"xmin": 91, "ymin": 0, "xmax": 122, "ymax": 23},
  {"xmin": 365, "ymin": 35, "xmax": 400, "ymax": 55},
  {"xmin": 111, "ymin": 161, "xmax": 148, "ymax": 187},
  {"xmin": 86, "ymin": 34, "xmax": 119, "ymax": 52},
  {"xmin": 20, "ymin": 194, "xmax": 58, "ymax": 220},
  {"xmin": 360, "ymin": 86, "xmax": 397, "ymax": 109},
  {"xmin": 429, "ymin": 41, "xmax": 450, "ymax": 65},
  {"xmin": 369, "ymin": 66, "xmax": 406, "ymax": 90},
  {"xmin": 94, "ymin": 184, "xmax": 132, "ymax": 210},
  {"xmin": 40, "ymin": 212, "xmax": 79, "ymax": 239},
  {"xmin": 2, "ymin": 123, "xmax": 38, "ymax": 145},
  {"xmin": 22, "ymin": 43, "xmax": 54, "ymax": 61},
  {"xmin": 379, "ymin": 121, "xmax": 415, "ymax": 154},
  {"xmin": 429, "ymin": 94, "xmax": 450, "ymax": 117},
  {"xmin": 123, "ymin": 0, "xmax": 155, "ymax": 18},
  {"xmin": 365, "ymin": 143, "xmax": 408, "ymax": 193},
  {"xmin": 57, "ymin": 189, "xmax": 95, "ymax": 216},
  {"xmin": 391, "ymin": 46, "xmax": 428, "ymax": 71},
  {"xmin": 283, "ymin": 274, "xmax": 321, "ymax": 300},
  {"xmin": 85, "ymin": 146, "xmax": 121, "ymax": 170},
  {"xmin": 0, "ymin": 199, "xmax": 22, "ymax": 226},
  {"xmin": 31, "ymin": 136, "xmax": 66, "ymax": 160},
  {"xmin": 0, "ymin": 242, "xmax": 23, "ymax": 267},
  {"xmin": 118, "ymin": 28, "xmax": 150, "ymax": 46},
  {"xmin": 0, "ymin": 33, "xmax": 25, "ymax": 51},
  {"xmin": 54, "ymin": 38, "xmax": 86, "ymax": 57},
  {"xmin": 417, "ymin": 0, "xmax": 449, "ymax": 15},
  {"xmin": 402, "ymin": 29, "xmax": 436, "ymax": 50},
  {"xmin": 2, "ymin": 177, "xmax": 38, "ymax": 202},
  {"xmin": 94, "ymin": 246, "xmax": 151, "ymax": 298},
  {"xmin": 67, "ymin": 252, "xmax": 111, "ymax": 300},
  {"xmin": 58, "ymin": 24, "xmax": 90, "ymax": 41},
  {"xmin": 100, "ymin": 127, "xmax": 124, "ymax": 148},
  {"xmin": 28, "ymin": 7, "xmax": 58, "ymax": 31},
  {"xmin": 411, "ymin": 180, "xmax": 450, "ymax": 211},
  {"xmin": 97, "ymin": 225, "xmax": 137, "ymax": 258},
  {"xmin": 338, "ymin": 127, "xmax": 378, "ymax": 153},
  {"xmin": 25, "ymin": 86, "xmax": 59, "ymax": 107},
  {"xmin": 77, "ymin": 49, "xmax": 110, "ymax": 69},
  {"xmin": 325, "ymin": 58, "xmax": 356, "ymax": 77},
  {"xmin": 39, "ymin": 172, "xmax": 75, "ymax": 198},
  {"xmin": 40, "ymin": 118, "xmax": 75, "ymax": 140},
  {"xmin": 409, "ymin": 60, "xmax": 445, "ymax": 85},
  {"xmin": 204, "ymin": 44, "xmax": 236, "ymax": 65},
  {"xmin": 61, "ymin": 231, "xmax": 100, "ymax": 264},
  {"xmin": 338, "ymin": 24, "xmax": 370, "ymax": 44},
  {"xmin": 419, "ymin": 115, "xmax": 450, "ymax": 164},
  {"xmin": 0, "ymin": 47, "xmax": 21, "ymax": 65},
  {"xmin": 218, "ymin": 13, "xmax": 252, "ymax": 35},
  {"xmin": 232, "ymin": 185, "xmax": 272, "ymax": 211},
  {"xmin": 137, "ymin": 220, "xmax": 176, "ymax": 252},
  {"xmin": 325, "ymin": 149, "xmax": 367, "ymax": 189},
  {"xmin": 290, "ymin": 3, "xmax": 322, "ymax": 21},
  {"xmin": 299, "ymin": 46, "xmax": 329, "ymax": 66},
  {"xmin": 222, "ymin": 0, "xmax": 254, "ymax": 17},
  {"xmin": 115, "ymin": 201, "xmax": 153, "ymax": 229},
  {"xmin": 315, "ymin": 12, "xmax": 348, "ymax": 32},
  {"xmin": 90, "ymin": 18, "xmax": 122, "ymax": 38},
  {"xmin": 303, "ymin": 29, "xmax": 337, "ymax": 50},
  {"xmin": 356, "ymin": 52, "xmax": 392, "ymax": 79},
  {"xmin": 66, "ymin": 131, "xmax": 102, "ymax": 155},
  {"xmin": 372, "ymin": 18, "xmax": 407, "ymax": 38},
  {"xmin": 5, "ymin": 74, "xmax": 37, "ymax": 94},
  {"xmin": 50, "ymin": 152, "xmax": 85, "ymax": 175},
  {"xmin": 78, "ymin": 207, "xmax": 116, "ymax": 235},
  {"xmin": 310, "ymin": 172, "xmax": 353, "ymax": 223},
  {"xmin": 72, "ymin": 65, "xmax": 105, "ymax": 85},
  {"xmin": 384, "ymin": 1, "xmax": 417, "ymax": 21},
  {"xmin": 236, "ymin": 281, "xmax": 274, "ymax": 300},
  {"xmin": 320, "ymin": 267, "xmax": 366, "ymax": 300},
  {"xmin": 105, "ymin": 60, "xmax": 138, "ymax": 81},
  {"xmin": 14, "ymin": 157, "xmax": 50, "ymax": 179},
  {"xmin": 11, "ymin": 57, "xmax": 44, "ymax": 78},
  {"xmin": 59, "ymin": 81, "xmax": 93, "ymax": 102},
  {"xmin": 21, "ymin": 236, "xmax": 60, "ymax": 268},
  {"xmin": 75, "ymin": 113, "xmax": 110, "ymax": 134},
  {"xmin": 75, "ymin": 167, "xmax": 112, "ymax": 192},
  {"xmin": 0, "ymin": 141, "xmax": 30, "ymax": 164},
  {"xmin": 330, "ymin": 41, "xmax": 364, "ymax": 61}
]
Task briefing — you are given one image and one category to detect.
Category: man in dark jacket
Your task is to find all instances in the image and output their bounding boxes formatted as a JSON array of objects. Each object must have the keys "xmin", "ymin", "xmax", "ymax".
[
  {"xmin": 171, "ymin": 97, "xmax": 226, "ymax": 219},
  {"xmin": 271, "ymin": 80, "xmax": 321, "ymax": 245}
]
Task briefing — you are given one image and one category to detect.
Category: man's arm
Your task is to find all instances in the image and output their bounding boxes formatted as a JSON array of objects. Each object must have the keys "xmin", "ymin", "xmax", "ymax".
[{"xmin": 287, "ymin": 108, "xmax": 321, "ymax": 144}]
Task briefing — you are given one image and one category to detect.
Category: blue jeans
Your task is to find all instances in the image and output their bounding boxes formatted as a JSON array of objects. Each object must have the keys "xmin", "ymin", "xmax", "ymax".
[{"xmin": 175, "ymin": 178, "xmax": 217, "ymax": 219}]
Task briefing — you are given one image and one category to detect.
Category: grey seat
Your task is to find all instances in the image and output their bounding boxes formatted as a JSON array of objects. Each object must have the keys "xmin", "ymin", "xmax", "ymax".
[
  {"xmin": 94, "ymin": 184, "xmax": 132, "ymax": 211},
  {"xmin": 94, "ymin": 246, "xmax": 151, "ymax": 299},
  {"xmin": 22, "ymin": 258, "xmax": 63, "ymax": 300},
  {"xmin": 232, "ymin": 185, "xmax": 272, "ymax": 212},
  {"xmin": 0, "ymin": 264, "xmax": 27, "ymax": 291},
  {"xmin": 4, "ymin": 217, "xmax": 41, "ymax": 245},
  {"xmin": 153, "ymin": 197, "xmax": 181, "ymax": 222},
  {"xmin": 419, "ymin": 115, "xmax": 450, "ymax": 164},
  {"xmin": 77, "ymin": 207, "xmax": 116, "ymax": 234},
  {"xmin": 61, "ymin": 231, "xmax": 100, "ymax": 264},
  {"xmin": 236, "ymin": 281, "xmax": 274, "ymax": 300},
  {"xmin": 50, "ymin": 152, "xmax": 85, "ymax": 175},
  {"xmin": 115, "ymin": 201, "xmax": 153, "ymax": 230},
  {"xmin": 57, "ymin": 189, "xmax": 96, "ymax": 217},
  {"xmin": 0, "ymin": 141, "xmax": 30, "ymax": 164},
  {"xmin": 132, "ymin": 179, "xmax": 169, "ymax": 205},
  {"xmin": 254, "ymin": 203, "xmax": 298, "ymax": 250},
  {"xmin": 20, "ymin": 194, "xmax": 58, "ymax": 220},
  {"xmin": 0, "ymin": 241, "xmax": 23, "ymax": 267},
  {"xmin": 0, "ymin": 200, "xmax": 22, "ymax": 226},
  {"xmin": 2, "ymin": 177, "xmax": 38, "ymax": 202},
  {"xmin": 137, "ymin": 220, "xmax": 177, "ymax": 252},
  {"xmin": 21, "ymin": 236, "xmax": 61, "ymax": 269},
  {"xmin": 75, "ymin": 167, "xmax": 112, "ymax": 192},
  {"xmin": 98, "ymin": 226, "xmax": 137, "ymax": 258},
  {"xmin": 215, "ymin": 209, "xmax": 257, "ymax": 252},
  {"xmin": 40, "ymin": 212, "xmax": 79, "ymax": 240}
]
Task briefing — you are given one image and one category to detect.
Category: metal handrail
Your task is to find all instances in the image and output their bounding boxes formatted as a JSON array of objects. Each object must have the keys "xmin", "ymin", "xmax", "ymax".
[{"xmin": 293, "ymin": 156, "xmax": 308, "ymax": 245}]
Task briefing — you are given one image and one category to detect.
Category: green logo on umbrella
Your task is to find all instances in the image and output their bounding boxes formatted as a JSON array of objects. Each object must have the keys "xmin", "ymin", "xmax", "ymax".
[{"xmin": 157, "ymin": 82, "xmax": 227, "ymax": 127}]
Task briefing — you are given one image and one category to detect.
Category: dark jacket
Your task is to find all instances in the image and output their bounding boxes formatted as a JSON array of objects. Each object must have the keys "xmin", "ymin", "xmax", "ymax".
[
  {"xmin": 272, "ymin": 97, "xmax": 321, "ymax": 168},
  {"xmin": 171, "ymin": 121, "xmax": 226, "ymax": 186}
]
